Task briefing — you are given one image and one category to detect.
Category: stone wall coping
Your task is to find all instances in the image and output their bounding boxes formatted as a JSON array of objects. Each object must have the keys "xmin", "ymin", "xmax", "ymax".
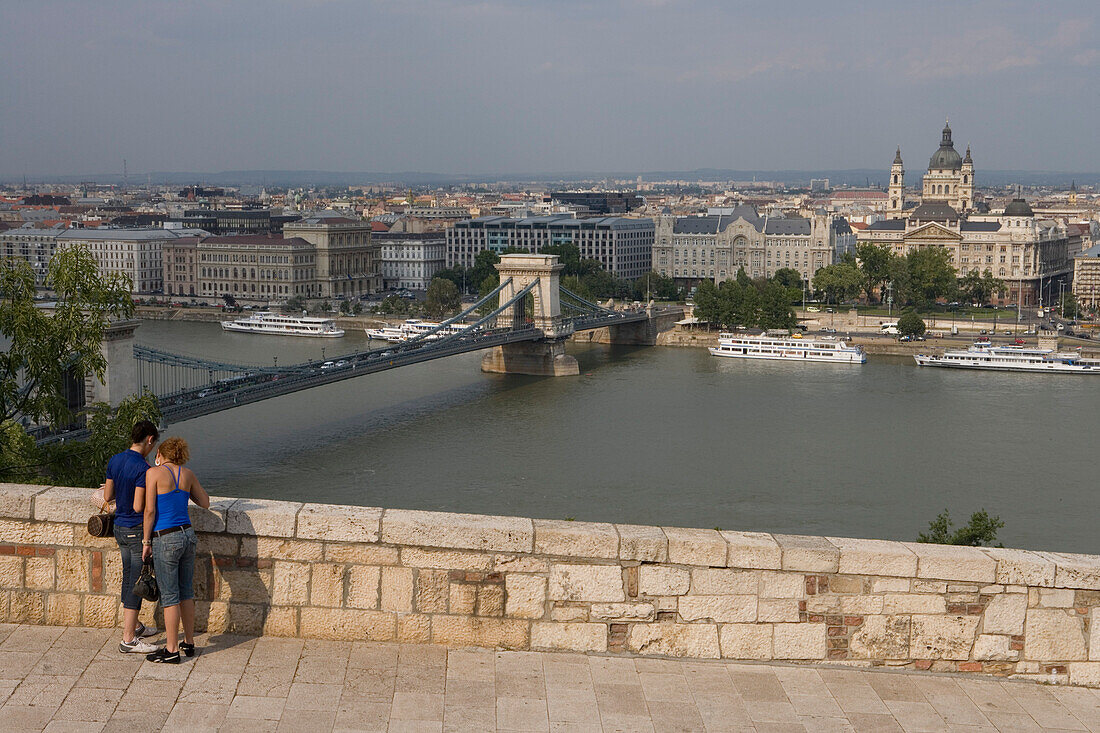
[{"xmin": 5, "ymin": 483, "xmax": 1100, "ymax": 588}]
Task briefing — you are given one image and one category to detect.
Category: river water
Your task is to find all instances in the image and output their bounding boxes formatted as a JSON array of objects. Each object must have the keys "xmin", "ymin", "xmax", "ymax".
[{"xmin": 135, "ymin": 320, "xmax": 1098, "ymax": 554}]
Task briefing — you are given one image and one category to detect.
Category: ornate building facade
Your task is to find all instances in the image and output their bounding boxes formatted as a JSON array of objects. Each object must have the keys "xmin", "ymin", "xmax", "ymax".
[{"xmin": 858, "ymin": 123, "xmax": 1072, "ymax": 307}]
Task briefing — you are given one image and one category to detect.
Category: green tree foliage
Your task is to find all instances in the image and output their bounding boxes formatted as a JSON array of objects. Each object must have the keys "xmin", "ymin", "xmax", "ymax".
[
  {"xmin": 959, "ymin": 269, "xmax": 1006, "ymax": 305},
  {"xmin": 692, "ymin": 280, "xmax": 720, "ymax": 324},
  {"xmin": 906, "ymin": 247, "xmax": 958, "ymax": 306},
  {"xmin": 918, "ymin": 509, "xmax": 1004, "ymax": 547},
  {"xmin": 470, "ymin": 250, "xmax": 502, "ymax": 291},
  {"xmin": 378, "ymin": 296, "xmax": 409, "ymax": 315},
  {"xmin": 691, "ymin": 275, "xmax": 794, "ymax": 330},
  {"xmin": 885, "ymin": 254, "xmax": 912, "ymax": 306},
  {"xmin": 423, "ymin": 277, "xmax": 460, "ymax": 318},
  {"xmin": 476, "ymin": 274, "xmax": 500, "ymax": 315},
  {"xmin": 897, "ymin": 311, "xmax": 926, "ymax": 337},
  {"xmin": 855, "ymin": 242, "xmax": 894, "ymax": 302},
  {"xmin": 1059, "ymin": 289, "xmax": 1080, "ymax": 319},
  {"xmin": 772, "ymin": 267, "xmax": 803, "ymax": 290},
  {"xmin": 735, "ymin": 267, "xmax": 752, "ymax": 288},
  {"xmin": 812, "ymin": 263, "xmax": 862, "ymax": 303},
  {"xmin": 633, "ymin": 271, "xmax": 680, "ymax": 301},
  {"xmin": 282, "ymin": 295, "xmax": 307, "ymax": 313}
]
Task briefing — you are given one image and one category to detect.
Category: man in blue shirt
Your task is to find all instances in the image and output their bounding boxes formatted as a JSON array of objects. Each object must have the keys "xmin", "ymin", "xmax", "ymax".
[{"xmin": 103, "ymin": 420, "xmax": 160, "ymax": 653}]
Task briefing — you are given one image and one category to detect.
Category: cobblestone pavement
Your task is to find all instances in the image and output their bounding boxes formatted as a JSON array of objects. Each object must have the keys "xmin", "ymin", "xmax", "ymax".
[{"xmin": 0, "ymin": 625, "xmax": 1097, "ymax": 732}]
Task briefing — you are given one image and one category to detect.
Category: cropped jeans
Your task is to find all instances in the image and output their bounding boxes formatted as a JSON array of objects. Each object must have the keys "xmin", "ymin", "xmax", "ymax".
[
  {"xmin": 113, "ymin": 524, "xmax": 145, "ymax": 611},
  {"xmin": 151, "ymin": 527, "xmax": 197, "ymax": 608}
]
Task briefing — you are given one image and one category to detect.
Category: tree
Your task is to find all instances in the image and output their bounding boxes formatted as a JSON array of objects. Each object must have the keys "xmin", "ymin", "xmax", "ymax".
[
  {"xmin": 221, "ymin": 293, "xmax": 237, "ymax": 309},
  {"xmin": 379, "ymin": 296, "xmax": 408, "ymax": 315},
  {"xmin": 855, "ymin": 243, "xmax": 894, "ymax": 302},
  {"xmin": 423, "ymin": 277, "xmax": 460, "ymax": 318},
  {"xmin": 692, "ymin": 279, "xmax": 721, "ymax": 325},
  {"xmin": 958, "ymin": 269, "xmax": 986, "ymax": 304},
  {"xmin": 759, "ymin": 280, "xmax": 796, "ymax": 329},
  {"xmin": 282, "ymin": 295, "xmax": 307, "ymax": 313},
  {"xmin": 538, "ymin": 244, "xmax": 583, "ymax": 276},
  {"xmin": 772, "ymin": 267, "xmax": 803, "ymax": 290},
  {"xmin": 476, "ymin": 275, "xmax": 500, "ymax": 315},
  {"xmin": 906, "ymin": 247, "xmax": 957, "ymax": 306},
  {"xmin": 470, "ymin": 250, "xmax": 502, "ymax": 291},
  {"xmin": 812, "ymin": 263, "xmax": 862, "ymax": 303},
  {"xmin": 918, "ymin": 509, "xmax": 1004, "ymax": 547},
  {"xmin": 897, "ymin": 311, "xmax": 926, "ymax": 337},
  {"xmin": 735, "ymin": 267, "xmax": 752, "ymax": 288},
  {"xmin": 1059, "ymin": 289, "xmax": 1080, "ymax": 319}
]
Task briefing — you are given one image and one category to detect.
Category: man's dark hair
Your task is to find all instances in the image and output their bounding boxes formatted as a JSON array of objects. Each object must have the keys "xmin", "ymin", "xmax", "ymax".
[{"xmin": 131, "ymin": 420, "xmax": 160, "ymax": 444}]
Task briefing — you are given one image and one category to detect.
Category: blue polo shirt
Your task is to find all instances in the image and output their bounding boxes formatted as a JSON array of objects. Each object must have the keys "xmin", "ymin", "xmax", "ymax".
[{"xmin": 106, "ymin": 449, "xmax": 150, "ymax": 528}]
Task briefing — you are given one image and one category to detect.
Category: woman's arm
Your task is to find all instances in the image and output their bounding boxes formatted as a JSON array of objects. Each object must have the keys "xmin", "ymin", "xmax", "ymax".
[
  {"xmin": 141, "ymin": 472, "xmax": 157, "ymax": 561},
  {"xmin": 189, "ymin": 473, "xmax": 211, "ymax": 509}
]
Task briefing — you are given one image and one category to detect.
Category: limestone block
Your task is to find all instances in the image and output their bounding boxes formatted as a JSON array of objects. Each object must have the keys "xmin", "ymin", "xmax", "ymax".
[
  {"xmin": 627, "ymin": 623, "xmax": 720, "ymax": 658},
  {"xmin": 828, "ymin": 537, "xmax": 916, "ymax": 578},
  {"xmin": 324, "ymin": 543, "xmax": 398, "ymax": 565},
  {"xmin": 638, "ymin": 565, "xmax": 690, "ymax": 596},
  {"xmin": 55, "ymin": 548, "xmax": 88, "ymax": 592},
  {"xmin": 664, "ymin": 527, "xmax": 728, "ymax": 567},
  {"xmin": 431, "ymin": 615, "xmax": 528, "ymax": 649},
  {"xmin": 9, "ymin": 591, "xmax": 44, "ymax": 623},
  {"xmin": 263, "ymin": 607, "xmax": 299, "ymax": 637},
  {"xmin": 1045, "ymin": 551, "xmax": 1100, "ymax": 591},
  {"xmin": 910, "ymin": 615, "xmax": 980, "ymax": 660},
  {"xmin": 217, "ymin": 569, "xmax": 274, "ymax": 605},
  {"xmin": 346, "ymin": 566, "xmax": 381, "ymax": 610},
  {"xmin": 397, "ymin": 613, "xmax": 431, "ymax": 644},
  {"xmin": 758, "ymin": 599, "xmax": 800, "ymax": 622},
  {"xmin": 773, "ymin": 623, "xmax": 827, "ymax": 660},
  {"xmin": 192, "ymin": 497, "xmax": 234, "ymax": 533},
  {"xmin": 504, "ymin": 574, "xmax": 546, "ymax": 619},
  {"xmin": 225, "ymin": 603, "xmax": 267, "ymax": 635},
  {"xmin": 840, "ymin": 596, "xmax": 884, "ymax": 614},
  {"xmin": 32, "ymin": 485, "xmax": 90, "ymax": 523},
  {"xmin": 24, "ymin": 557, "xmax": 54, "ymax": 590},
  {"xmin": 973, "ymin": 634, "xmax": 1014, "ymax": 661},
  {"xmin": 198, "ymin": 600, "xmax": 228, "ymax": 633},
  {"xmin": 0, "ymin": 519, "xmax": 71, "ymax": 545},
  {"xmin": 590, "ymin": 602, "xmax": 654, "ymax": 621},
  {"xmin": 300, "ymin": 608, "xmax": 395, "ymax": 642},
  {"xmin": 0, "ymin": 483, "xmax": 50, "ymax": 519},
  {"xmin": 382, "ymin": 509, "xmax": 533, "ymax": 553},
  {"xmin": 1068, "ymin": 662, "xmax": 1100, "ymax": 687},
  {"xmin": 720, "ymin": 531, "xmax": 782, "ymax": 570},
  {"xmin": 296, "ymin": 503, "xmax": 383, "ymax": 543},
  {"xmin": 982, "ymin": 593, "xmax": 1027, "ymax": 635},
  {"xmin": 380, "ymin": 566, "xmax": 414, "ymax": 613},
  {"xmin": 0, "ymin": 556, "xmax": 23, "ymax": 589},
  {"xmin": 492, "ymin": 554, "xmax": 548, "ymax": 574},
  {"xmin": 758, "ymin": 571, "xmax": 805, "ymax": 599},
  {"xmin": 272, "ymin": 561, "xmax": 310, "ymax": 606},
  {"xmin": 548, "ymin": 564, "xmax": 624, "ymax": 602},
  {"xmin": 850, "ymin": 616, "xmax": 910, "ymax": 660},
  {"xmin": 679, "ymin": 595, "xmax": 756, "ymax": 623},
  {"xmin": 912, "ymin": 580, "xmax": 948, "ymax": 593},
  {"xmin": 249, "ymin": 537, "xmax": 324, "ymax": 562},
  {"xmin": 882, "ymin": 594, "xmax": 947, "ymax": 615},
  {"xmin": 531, "ymin": 622, "xmax": 607, "ymax": 652},
  {"xmin": 551, "ymin": 605, "xmax": 588, "ymax": 622},
  {"xmin": 719, "ymin": 623, "xmax": 772, "ymax": 660},
  {"xmin": 226, "ymin": 498, "xmax": 302, "ymax": 538},
  {"xmin": 197, "ymin": 533, "xmax": 239, "ymax": 557},
  {"xmin": 1092, "ymin": 609, "xmax": 1100, "ymax": 661},
  {"xmin": 806, "ymin": 596, "xmax": 841, "ymax": 614},
  {"xmin": 690, "ymin": 568, "xmax": 757, "ymax": 595},
  {"xmin": 400, "ymin": 548, "xmax": 492, "ymax": 571},
  {"xmin": 1037, "ymin": 588, "xmax": 1075, "ymax": 607},
  {"xmin": 774, "ymin": 534, "xmax": 839, "ymax": 573},
  {"xmin": 828, "ymin": 576, "xmax": 864, "ymax": 594},
  {"xmin": 983, "ymin": 547, "xmax": 1055, "ymax": 587},
  {"xmin": 617, "ymin": 524, "xmax": 668, "ymax": 563},
  {"xmin": 80, "ymin": 594, "xmax": 118, "ymax": 627},
  {"xmin": 534, "ymin": 519, "xmax": 618, "ymax": 559},
  {"xmin": 476, "ymin": 584, "xmax": 504, "ymax": 617},
  {"xmin": 1024, "ymin": 608, "xmax": 1087, "ymax": 661},
  {"xmin": 416, "ymin": 569, "xmax": 449, "ymax": 613},
  {"xmin": 309, "ymin": 563, "xmax": 346, "ymax": 608},
  {"xmin": 902, "ymin": 542, "xmax": 996, "ymax": 583},
  {"xmin": 45, "ymin": 593, "xmax": 81, "ymax": 626}
]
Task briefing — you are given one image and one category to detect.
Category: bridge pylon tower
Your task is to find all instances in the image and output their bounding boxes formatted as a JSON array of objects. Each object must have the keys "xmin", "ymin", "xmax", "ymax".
[{"xmin": 481, "ymin": 254, "xmax": 580, "ymax": 376}]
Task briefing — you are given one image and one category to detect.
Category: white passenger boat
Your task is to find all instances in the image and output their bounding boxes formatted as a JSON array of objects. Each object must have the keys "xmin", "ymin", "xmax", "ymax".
[
  {"xmin": 221, "ymin": 312, "xmax": 345, "ymax": 337},
  {"xmin": 709, "ymin": 334, "xmax": 866, "ymax": 364},
  {"xmin": 914, "ymin": 343, "xmax": 1100, "ymax": 373},
  {"xmin": 365, "ymin": 319, "xmax": 471, "ymax": 342}
]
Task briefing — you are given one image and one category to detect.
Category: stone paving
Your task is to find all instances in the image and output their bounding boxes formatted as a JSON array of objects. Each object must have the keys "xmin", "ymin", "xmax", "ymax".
[{"xmin": 0, "ymin": 625, "xmax": 1098, "ymax": 732}]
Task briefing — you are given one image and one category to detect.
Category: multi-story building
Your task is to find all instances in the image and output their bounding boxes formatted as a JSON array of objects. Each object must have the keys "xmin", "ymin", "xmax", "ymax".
[
  {"xmin": 652, "ymin": 205, "xmax": 837, "ymax": 286},
  {"xmin": 859, "ymin": 123, "xmax": 1071, "ymax": 306},
  {"xmin": 283, "ymin": 216, "xmax": 381, "ymax": 298},
  {"xmin": 0, "ymin": 223, "xmax": 64, "ymax": 285},
  {"xmin": 548, "ymin": 192, "xmax": 643, "ymax": 214},
  {"xmin": 54, "ymin": 228, "xmax": 202, "ymax": 294},
  {"xmin": 375, "ymin": 232, "xmax": 446, "ymax": 291},
  {"xmin": 447, "ymin": 215, "xmax": 653, "ymax": 280},
  {"xmin": 161, "ymin": 236, "xmax": 201, "ymax": 298},
  {"xmin": 1072, "ymin": 243, "xmax": 1100, "ymax": 309},
  {"xmin": 184, "ymin": 234, "xmax": 318, "ymax": 302}
]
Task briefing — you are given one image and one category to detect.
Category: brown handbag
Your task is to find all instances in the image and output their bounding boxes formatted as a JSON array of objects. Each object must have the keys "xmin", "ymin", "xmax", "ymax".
[{"xmin": 87, "ymin": 508, "xmax": 115, "ymax": 538}]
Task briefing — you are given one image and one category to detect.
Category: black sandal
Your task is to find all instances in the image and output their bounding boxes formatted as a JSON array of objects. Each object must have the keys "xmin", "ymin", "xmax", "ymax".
[
  {"xmin": 179, "ymin": 642, "xmax": 196, "ymax": 658},
  {"xmin": 146, "ymin": 647, "xmax": 180, "ymax": 664}
]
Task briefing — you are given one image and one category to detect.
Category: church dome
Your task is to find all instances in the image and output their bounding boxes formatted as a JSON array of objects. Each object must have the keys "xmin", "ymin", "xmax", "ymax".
[
  {"xmin": 929, "ymin": 120, "xmax": 962, "ymax": 170},
  {"xmin": 1003, "ymin": 198, "xmax": 1033, "ymax": 217}
]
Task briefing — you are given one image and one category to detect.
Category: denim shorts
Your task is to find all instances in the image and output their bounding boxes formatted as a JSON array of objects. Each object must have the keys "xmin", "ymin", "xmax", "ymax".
[
  {"xmin": 113, "ymin": 524, "xmax": 146, "ymax": 611},
  {"xmin": 151, "ymin": 527, "xmax": 197, "ymax": 608}
]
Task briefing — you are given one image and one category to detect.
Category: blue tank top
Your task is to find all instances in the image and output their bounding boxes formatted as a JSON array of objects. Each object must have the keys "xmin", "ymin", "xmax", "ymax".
[{"xmin": 153, "ymin": 466, "xmax": 191, "ymax": 532}]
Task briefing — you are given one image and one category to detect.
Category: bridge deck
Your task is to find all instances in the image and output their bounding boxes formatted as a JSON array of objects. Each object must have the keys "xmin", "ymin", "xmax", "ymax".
[{"xmin": 1, "ymin": 623, "xmax": 1093, "ymax": 731}]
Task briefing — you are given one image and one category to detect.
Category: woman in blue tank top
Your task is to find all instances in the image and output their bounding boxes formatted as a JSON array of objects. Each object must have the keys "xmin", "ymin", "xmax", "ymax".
[{"xmin": 135, "ymin": 437, "xmax": 210, "ymax": 664}]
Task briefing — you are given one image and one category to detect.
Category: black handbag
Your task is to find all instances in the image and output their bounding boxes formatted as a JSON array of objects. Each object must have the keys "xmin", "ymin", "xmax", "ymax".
[
  {"xmin": 133, "ymin": 560, "xmax": 159, "ymax": 602},
  {"xmin": 87, "ymin": 509, "xmax": 114, "ymax": 538}
]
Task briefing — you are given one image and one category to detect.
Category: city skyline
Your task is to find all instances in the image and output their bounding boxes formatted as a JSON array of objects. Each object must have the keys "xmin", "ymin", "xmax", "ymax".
[{"xmin": 2, "ymin": 1, "xmax": 1099, "ymax": 178}]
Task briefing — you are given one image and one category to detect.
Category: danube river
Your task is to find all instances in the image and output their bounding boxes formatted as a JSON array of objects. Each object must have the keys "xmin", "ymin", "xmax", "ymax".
[{"xmin": 137, "ymin": 320, "xmax": 1098, "ymax": 554}]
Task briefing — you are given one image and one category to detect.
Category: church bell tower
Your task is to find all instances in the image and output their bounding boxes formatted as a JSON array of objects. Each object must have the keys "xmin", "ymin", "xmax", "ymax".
[{"xmin": 889, "ymin": 147, "xmax": 905, "ymax": 218}]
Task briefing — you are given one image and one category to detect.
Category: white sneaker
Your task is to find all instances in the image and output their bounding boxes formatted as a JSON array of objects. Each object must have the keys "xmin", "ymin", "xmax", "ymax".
[
  {"xmin": 119, "ymin": 637, "xmax": 158, "ymax": 654},
  {"xmin": 134, "ymin": 622, "xmax": 158, "ymax": 638}
]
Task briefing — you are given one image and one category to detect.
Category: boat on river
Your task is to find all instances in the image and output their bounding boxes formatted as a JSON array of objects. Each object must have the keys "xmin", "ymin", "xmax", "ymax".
[
  {"xmin": 221, "ymin": 312, "xmax": 344, "ymax": 337},
  {"xmin": 365, "ymin": 319, "xmax": 472, "ymax": 342},
  {"xmin": 914, "ymin": 343, "xmax": 1100, "ymax": 373},
  {"xmin": 709, "ymin": 333, "xmax": 866, "ymax": 364}
]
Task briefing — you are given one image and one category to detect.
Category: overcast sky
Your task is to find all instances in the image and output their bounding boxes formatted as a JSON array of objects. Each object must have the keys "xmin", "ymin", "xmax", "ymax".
[{"xmin": 3, "ymin": 0, "xmax": 1098, "ymax": 178}]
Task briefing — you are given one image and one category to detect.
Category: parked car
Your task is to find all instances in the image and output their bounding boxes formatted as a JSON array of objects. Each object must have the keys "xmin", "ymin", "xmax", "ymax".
[{"xmin": 321, "ymin": 361, "xmax": 336, "ymax": 370}]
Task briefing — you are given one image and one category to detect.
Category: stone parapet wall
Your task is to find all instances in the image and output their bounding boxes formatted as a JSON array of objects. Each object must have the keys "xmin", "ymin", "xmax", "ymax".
[{"xmin": 1, "ymin": 483, "xmax": 1098, "ymax": 687}]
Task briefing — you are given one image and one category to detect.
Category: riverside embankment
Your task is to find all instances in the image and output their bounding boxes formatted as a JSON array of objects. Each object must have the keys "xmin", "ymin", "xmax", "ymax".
[{"xmin": 2, "ymin": 483, "xmax": 1099, "ymax": 687}]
